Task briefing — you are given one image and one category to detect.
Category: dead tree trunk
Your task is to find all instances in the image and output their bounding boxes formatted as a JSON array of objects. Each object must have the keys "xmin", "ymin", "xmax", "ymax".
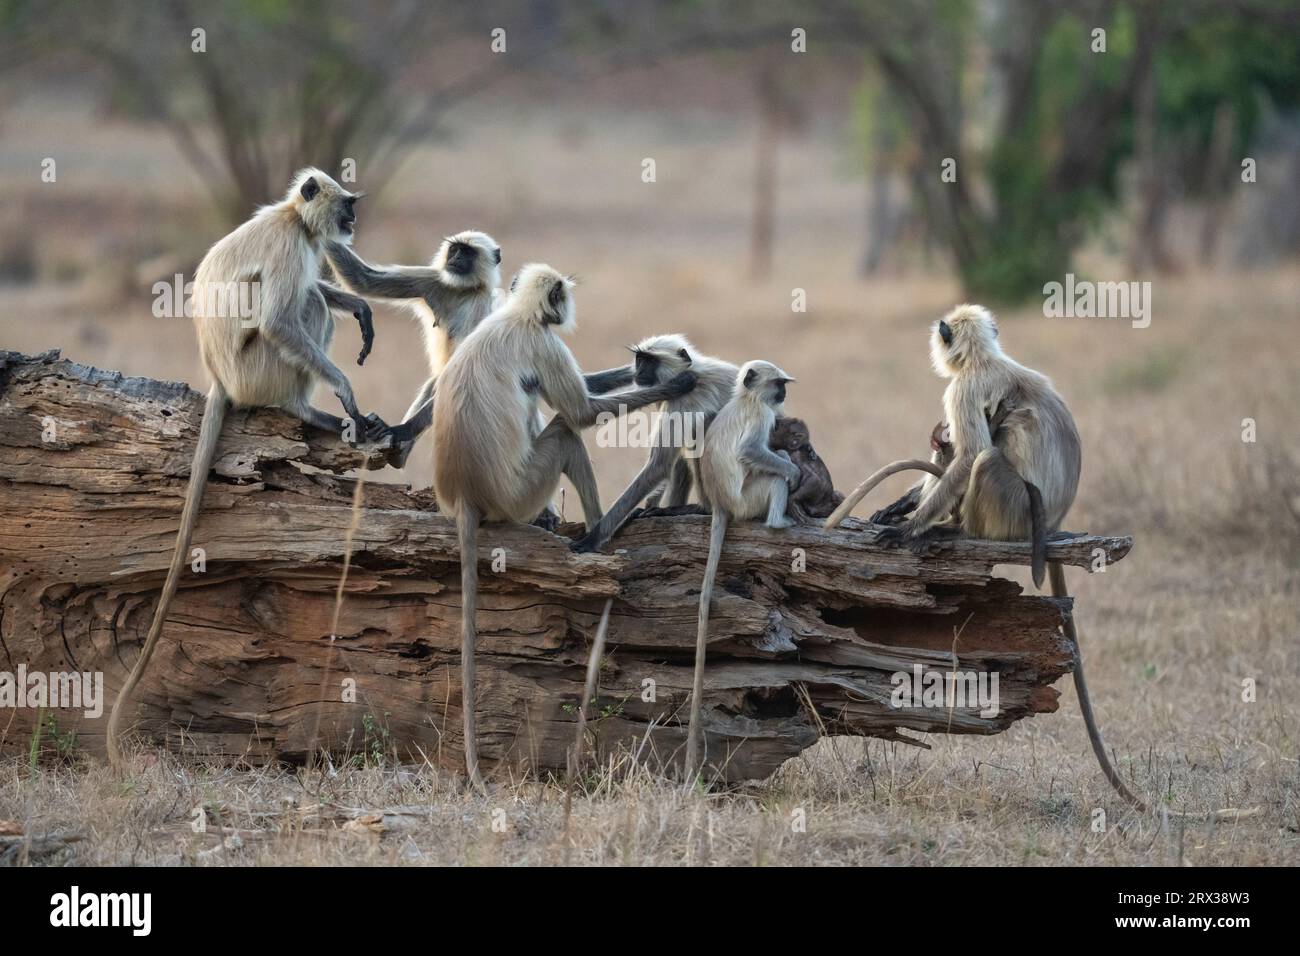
[{"xmin": 0, "ymin": 351, "xmax": 1131, "ymax": 782}]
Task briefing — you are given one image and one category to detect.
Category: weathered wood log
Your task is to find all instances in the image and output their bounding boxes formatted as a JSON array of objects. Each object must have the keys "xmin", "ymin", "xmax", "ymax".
[{"xmin": 0, "ymin": 350, "xmax": 1132, "ymax": 782}]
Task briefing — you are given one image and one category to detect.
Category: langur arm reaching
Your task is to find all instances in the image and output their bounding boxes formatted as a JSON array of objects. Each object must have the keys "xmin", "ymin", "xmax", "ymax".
[
  {"xmin": 537, "ymin": 339, "xmax": 695, "ymax": 431},
  {"xmin": 326, "ymin": 241, "xmax": 444, "ymax": 301},
  {"xmin": 318, "ymin": 280, "xmax": 375, "ymax": 366},
  {"xmin": 260, "ymin": 288, "xmax": 389, "ymax": 443},
  {"xmin": 583, "ymin": 364, "xmax": 636, "ymax": 395}
]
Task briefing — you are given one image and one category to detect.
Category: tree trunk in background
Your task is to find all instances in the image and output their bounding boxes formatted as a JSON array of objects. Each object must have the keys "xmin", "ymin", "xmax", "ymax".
[
  {"xmin": 1199, "ymin": 102, "xmax": 1237, "ymax": 266},
  {"xmin": 1130, "ymin": 50, "xmax": 1178, "ymax": 275},
  {"xmin": 749, "ymin": 59, "xmax": 781, "ymax": 279}
]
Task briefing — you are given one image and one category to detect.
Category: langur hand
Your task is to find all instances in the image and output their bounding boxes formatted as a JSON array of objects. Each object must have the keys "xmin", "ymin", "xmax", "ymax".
[
  {"xmin": 354, "ymin": 301, "xmax": 375, "ymax": 366},
  {"xmin": 353, "ymin": 412, "xmax": 393, "ymax": 446},
  {"xmin": 664, "ymin": 370, "xmax": 698, "ymax": 397}
]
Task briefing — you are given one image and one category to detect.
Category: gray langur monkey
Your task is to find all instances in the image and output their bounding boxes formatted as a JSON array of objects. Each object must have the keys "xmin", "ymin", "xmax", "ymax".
[
  {"xmin": 863, "ymin": 304, "xmax": 1153, "ymax": 812},
  {"xmin": 432, "ymin": 264, "xmax": 698, "ymax": 791},
  {"xmin": 326, "ymin": 234, "xmax": 635, "ymax": 474},
  {"xmin": 687, "ymin": 360, "xmax": 799, "ymax": 776},
  {"xmin": 325, "ymin": 231, "xmax": 501, "ymax": 467},
  {"xmin": 874, "ymin": 305, "xmax": 1072, "ymax": 585},
  {"xmin": 105, "ymin": 168, "xmax": 390, "ymax": 769},
  {"xmin": 571, "ymin": 334, "xmax": 738, "ymax": 552}
]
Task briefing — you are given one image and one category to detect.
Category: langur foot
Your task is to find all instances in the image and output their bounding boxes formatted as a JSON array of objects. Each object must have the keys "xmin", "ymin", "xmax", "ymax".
[
  {"xmin": 570, "ymin": 531, "xmax": 603, "ymax": 553},
  {"xmin": 869, "ymin": 506, "xmax": 909, "ymax": 526},
  {"xmin": 532, "ymin": 508, "xmax": 561, "ymax": 533}
]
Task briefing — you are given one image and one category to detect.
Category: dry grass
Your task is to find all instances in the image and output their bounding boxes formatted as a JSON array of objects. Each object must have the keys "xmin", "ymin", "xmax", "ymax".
[{"xmin": 1, "ymin": 96, "xmax": 1298, "ymax": 865}]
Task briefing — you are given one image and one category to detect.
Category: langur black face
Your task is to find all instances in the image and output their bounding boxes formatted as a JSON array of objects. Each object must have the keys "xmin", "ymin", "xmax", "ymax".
[
  {"xmin": 633, "ymin": 346, "xmax": 691, "ymax": 386},
  {"xmin": 446, "ymin": 241, "xmax": 477, "ymax": 275},
  {"xmin": 743, "ymin": 366, "xmax": 792, "ymax": 406},
  {"xmin": 339, "ymin": 194, "xmax": 359, "ymax": 235},
  {"xmin": 633, "ymin": 350, "xmax": 659, "ymax": 387}
]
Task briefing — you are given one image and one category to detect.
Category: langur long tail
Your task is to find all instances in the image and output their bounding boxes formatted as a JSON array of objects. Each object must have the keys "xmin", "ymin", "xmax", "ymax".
[
  {"xmin": 685, "ymin": 509, "xmax": 727, "ymax": 777},
  {"xmin": 1025, "ymin": 481, "xmax": 1047, "ymax": 589},
  {"xmin": 456, "ymin": 503, "xmax": 487, "ymax": 795},
  {"xmin": 106, "ymin": 382, "xmax": 228, "ymax": 770},
  {"xmin": 1050, "ymin": 562, "xmax": 1260, "ymax": 821},
  {"xmin": 823, "ymin": 459, "xmax": 945, "ymax": 530},
  {"xmin": 564, "ymin": 597, "xmax": 615, "ymax": 850}
]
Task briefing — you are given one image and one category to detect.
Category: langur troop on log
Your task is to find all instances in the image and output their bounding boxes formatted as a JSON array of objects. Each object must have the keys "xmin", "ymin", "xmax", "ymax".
[{"xmin": 106, "ymin": 168, "xmax": 1127, "ymax": 809}]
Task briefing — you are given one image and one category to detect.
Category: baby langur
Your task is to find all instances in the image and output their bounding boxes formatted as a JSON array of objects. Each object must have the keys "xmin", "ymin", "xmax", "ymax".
[
  {"xmin": 325, "ymin": 231, "xmax": 501, "ymax": 467},
  {"xmin": 769, "ymin": 417, "xmax": 844, "ymax": 521},
  {"xmin": 572, "ymin": 334, "xmax": 738, "ymax": 552},
  {"xmin": 870, "ymin": 403, "xmax": 1019, "ymax": 531},
  {"xmin": 433, "ymin": 265, "xmax": 698, "ymax": 791},
  {"xmin": 687, "ymin": 361, "xmax": 800, "ymax": 776},
  {"xmin": 105, "ymin": 169, "xmax": 389, "ymax": 769}
]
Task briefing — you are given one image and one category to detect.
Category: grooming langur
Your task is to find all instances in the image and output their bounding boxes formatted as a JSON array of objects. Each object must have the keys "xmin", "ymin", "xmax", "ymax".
[
  {"xmin": 874, "ymin": 305, "xmax": 1156, "ymax": 811},
  {"xmin": 105, "ymin": 169, "xmax": 389, "ymax": 769},
  {"xmin": 769, "ymin": 416, "xmax": 843, "ymax": 521},
  {"xmin": 687, "ymin": 361, "xmax": 799, "ymax": 775},
  {"xmin": 877, "ymin": 306, "xmax": 1071, "ymax": 583},
  {"xmin": 325, "ymin": 231, "xmax": 499, "ymax": 466},
  {"xmin": 327, "ymin": 235, "xmax": 633, "ymax": 471},
  {"xmin": 433, "ymin": 264, "xmax": 698, "ymax": 790},
  {"xmin": 572, "ymin": 334, "xmax": 737, "ymax": 552}
]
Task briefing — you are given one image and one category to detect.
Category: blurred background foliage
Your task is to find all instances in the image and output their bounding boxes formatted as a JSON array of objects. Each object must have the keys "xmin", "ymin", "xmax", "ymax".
[{"xmin": 1, "ymin": 0, "xmax": 1297, "ymax": 300}]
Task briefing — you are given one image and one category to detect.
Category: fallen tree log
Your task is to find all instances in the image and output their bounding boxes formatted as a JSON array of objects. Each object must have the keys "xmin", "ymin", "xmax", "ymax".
[{"xmin": 0, "ymin": 350, "xmax": 1132, "ymax": 782}]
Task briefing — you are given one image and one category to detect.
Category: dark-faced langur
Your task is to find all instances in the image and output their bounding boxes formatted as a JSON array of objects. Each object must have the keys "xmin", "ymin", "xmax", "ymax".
[
  {"xmin": 571, "ymin": 334, "xmax": 738, "ymax": 552},
  {"xmin": 433, "ymin": 264, "xmax": 698, "ymax": 791},
  {"xmin": 325, "ymin": 231, "xmax": 501, "ymax": 466},
  {"xmin": 686, "ymin": 361, "xmax": 800, "ymax": 776},
  {"xmin": 769, "ymin": 417, "xmax": 843, "ymax": 521},
  {"xmin": 872, "ymin": 306, "xmax": 1071, "ymax": 579},
  {"xmin": 861, "ymin": 304, "xmax": 1159, "ymax": 811},
  {"xmin": 105, "ymin": 169, "xmax": 390, "ymax": 769}
]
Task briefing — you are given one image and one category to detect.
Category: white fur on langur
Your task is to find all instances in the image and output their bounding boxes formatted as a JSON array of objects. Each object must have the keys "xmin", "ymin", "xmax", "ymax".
[
  {"xmin": 432, "ymin": 264, "xmax": 698, "ymax": 791},
  {"xmin": 686, "ymin": 360, "xmax": 800, "ymax": 775},
  {"xmin": 885, "ymin": 304, "xmax": 1159, "ymax": 812},
  {"xmin": 325, "ymin": 231, "xmax": 502, "ymax": 466},
  {"xmin": 105, "ymin": 168, "xmax": 388, "ymax": 769},
  {"xmin": 572, "ymin": 333, "xmax": 739, "ymax": 552}
]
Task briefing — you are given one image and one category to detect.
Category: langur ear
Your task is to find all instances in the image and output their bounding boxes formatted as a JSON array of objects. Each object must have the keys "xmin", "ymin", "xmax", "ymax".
[
  {"xmin": 938, "ymin": 320, "xmax": 953, "ymax": 346},
  {"xmin": 300, "ymin": 177, "xmax": 320, "ymax": 202},
  {"xmin": 493, "ymin": 248, "xmax": 502, "ymax": 265},
  {"xmin": 743, "ymin": 368, "xmax": 757, "ymax": 389},
  {"xmin": 678, "ymin": 348, "xmax": 692, "ymax": 363}
]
